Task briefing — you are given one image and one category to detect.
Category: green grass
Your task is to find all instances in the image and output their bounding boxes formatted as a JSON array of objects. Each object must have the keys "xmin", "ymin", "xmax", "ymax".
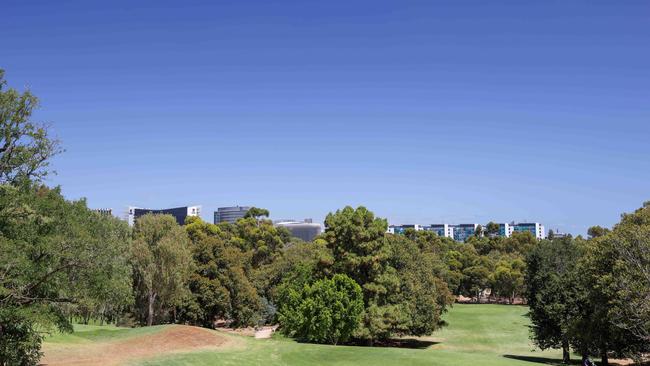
[
  {"xmin": 45, "ymin": 323, "xmax": 164, "ymax": 345},
  {"xmin": 130, "ymin": 304, "xmax": 567, "ymax": 366}
]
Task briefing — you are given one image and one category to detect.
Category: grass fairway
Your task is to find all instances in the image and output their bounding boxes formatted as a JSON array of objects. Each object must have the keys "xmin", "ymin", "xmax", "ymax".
[
  {"xmin": 44, "ymin": 305, "xmax": 560, "ymax": 366},
  {"xmin": 128, "ymin": 304, "xmax": 565, "ymax": 366}
]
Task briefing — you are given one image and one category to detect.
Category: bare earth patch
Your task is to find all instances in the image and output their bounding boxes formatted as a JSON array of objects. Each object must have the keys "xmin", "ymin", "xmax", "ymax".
[{"xmin": 40, "ymin": 325, "xmax": 237, "ymax": 366}]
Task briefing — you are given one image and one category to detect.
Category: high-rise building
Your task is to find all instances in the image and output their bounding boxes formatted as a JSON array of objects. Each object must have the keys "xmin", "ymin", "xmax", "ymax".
[
  {"xmin": 127, "ymin": 206, "xmax": 201, "ymax": 226},
  {"xmin": 214, "ymin": 206, "xmax": 251, "ymax": 224},
  {"xmin": 275, "ymin": 219, "xmax": 322, "ymax": 242}
]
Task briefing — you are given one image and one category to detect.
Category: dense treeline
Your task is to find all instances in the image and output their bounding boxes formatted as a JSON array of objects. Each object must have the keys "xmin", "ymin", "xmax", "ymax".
[
  {"xmin": 1, "ymin": 69, "xmax": 649, "ymax": 365},
  {"xmin": 526, "ymin": 203, "xmax": 650, "ymax": 365}
]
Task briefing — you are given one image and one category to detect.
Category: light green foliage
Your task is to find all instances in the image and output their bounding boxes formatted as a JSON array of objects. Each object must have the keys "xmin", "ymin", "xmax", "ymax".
[
  {"xmin": 0, "ymin": 70, "xmax": 61, "ymax": 185},
  {"xmin": 278, "ymin": 274, "xmax": 363, "ymax": 344},
  {"xmin": 132, "ymin": 214, "xmax": 192, "ymax": 326}
]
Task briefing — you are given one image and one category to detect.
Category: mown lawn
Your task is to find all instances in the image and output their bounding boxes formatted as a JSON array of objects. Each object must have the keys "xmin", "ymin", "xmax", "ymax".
[{"xmin": 130, "ymin": 304, "xmax": 568, "ymax": 366}]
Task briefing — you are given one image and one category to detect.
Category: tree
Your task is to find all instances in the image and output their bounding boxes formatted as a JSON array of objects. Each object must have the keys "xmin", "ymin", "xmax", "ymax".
[
  {"xmin": 0, "ymin": 70, "xmax": 61, "ymax": 185},
  {"xmin": 526, "ymin": 238, "xmax": 582, "ymax": 364},
  {"xmin": 243, "ymin": 207, "xmax": 269, "ymax": 219},
  {"xmin": 277, "ymin": 274, "xmax": 363, "ymax": 345},
  {"xmin": 131, "ymin": 214, "xmax": 192, "ymax": 326},
  {"xmin": 0, "ymin": 185, "xmax": 132, "ymax": 365},
  {"xmin": 486, "ymin": 222, "xmax": 500, "ymax": 236},
  {"xmin": 587, "ymin": 225, "xmax": 609, "ymax": 239},
  {"xmin": 490, "ymin": 255, "xmax": 525, "ymax": 304},
  {"xmin": 322, "ymin": 206, "xmax": 453, "ymax": 344}
]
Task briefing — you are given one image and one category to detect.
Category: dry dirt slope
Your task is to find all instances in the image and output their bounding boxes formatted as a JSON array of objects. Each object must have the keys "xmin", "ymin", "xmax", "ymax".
[{"xmin": 41, "ymin": 325, "xmax": 239, "ymax": 366}]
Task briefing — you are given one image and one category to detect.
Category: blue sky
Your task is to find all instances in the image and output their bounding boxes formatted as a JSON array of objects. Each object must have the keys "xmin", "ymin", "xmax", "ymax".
[{"xmin": 3, "ymin": 0, "xmax": 649, "ymax": 234}]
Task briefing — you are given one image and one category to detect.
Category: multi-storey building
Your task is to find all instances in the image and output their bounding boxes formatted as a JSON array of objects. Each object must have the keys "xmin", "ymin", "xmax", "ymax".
[
  {"xmin": 389, "ymin": 221, "xmax": 546, "ymax": 241},
  {"xmin": 426, "ymin": 224, "xmax": 454, "ymax": 238},
  {"xmin": 214, "ymin": 206, "xmax": 251, "ymax": 224},
  {"xmin": 452, "ymin": 223, "xmax": 480, "ymax": 242},
  {"xmin": 127, "ymin": 205, "xmax": 201, "ymax": 226},
  {"xmin": 511, "ymin": 222, "xmax": 545, "ymax": 240}
]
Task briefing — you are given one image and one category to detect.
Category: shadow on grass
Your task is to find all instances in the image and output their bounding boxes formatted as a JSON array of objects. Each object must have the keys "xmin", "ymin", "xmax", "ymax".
[
  {"xmin": 346, "ymin": 338, "xmax": 439, "ymax": 349},
  {"xmin": 292, "ymin": 338, "xmax": 439, "ymax": 350},
  {"xmin": 503, "ymin": 355, "xmax": 581, "ymax": 365}
]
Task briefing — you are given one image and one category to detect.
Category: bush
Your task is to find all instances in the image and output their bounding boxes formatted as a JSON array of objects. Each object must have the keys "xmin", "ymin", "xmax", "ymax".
[{"xmin": 277, "ymin": 274, "xmax": 363, "ymax": 344}]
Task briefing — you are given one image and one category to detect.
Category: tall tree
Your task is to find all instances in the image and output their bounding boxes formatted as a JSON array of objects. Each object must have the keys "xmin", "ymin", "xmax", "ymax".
[
  {"xmin": 526, "ymin": 237, "xmax": 582, "ymax": 364},
  {"xmin": 131, "ymin": 214, "xmax": 192, "ymax": 326},
  {"xmin": 0, "ymin": 70, "xmax": 61, "ymax": 185}
]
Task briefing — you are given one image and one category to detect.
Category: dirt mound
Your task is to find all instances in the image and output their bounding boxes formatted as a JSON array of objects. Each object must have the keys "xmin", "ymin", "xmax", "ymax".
[{"xmin": 41, "ymin": 325, "xmax": 235, "ymax": 366}]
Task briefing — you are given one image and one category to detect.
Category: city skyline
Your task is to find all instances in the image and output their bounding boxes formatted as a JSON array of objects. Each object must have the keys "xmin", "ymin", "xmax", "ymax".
[{"xmin": 3, "ymin": 0, "xmax": 649, "ymax": 236}]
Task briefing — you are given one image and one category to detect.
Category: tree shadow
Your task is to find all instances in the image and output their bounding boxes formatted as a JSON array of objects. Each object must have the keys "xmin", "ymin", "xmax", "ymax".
[
  {"xmin": 347, "ymin": 338, "xmax": 439, "ymax": 349},
  {"xmin": 502, "ymin": 354, "xmax": 581, "ymax": 365}
]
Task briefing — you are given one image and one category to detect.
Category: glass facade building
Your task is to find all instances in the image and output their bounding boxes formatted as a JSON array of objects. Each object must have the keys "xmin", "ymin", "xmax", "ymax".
[{"xmin": 214, "ymin": 206, "xmax": 251, "ymax": 224}]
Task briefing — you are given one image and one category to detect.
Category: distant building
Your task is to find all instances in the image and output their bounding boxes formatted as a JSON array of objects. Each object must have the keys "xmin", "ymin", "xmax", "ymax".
[
  {"xmin": 387, "ymin": 224, "xmax": 422, "ymax": 235},
  {"xmin": 388, "ymin": 221, "xmax": 546, "ymax": 241},
  {"xmin": 511, "ymin": 222, "xmax": 545, "ymax": 240},
  {"xmin": 92, "ymin": 208, "xmax": 113, "ymax": 216},
  {"xmin": 214, "ymin": 206, "xmax": 250, "ymax": 224},
  {"xmin": 425, "ymin": 224, "xmax": 454, "ymax": 238},
  {"xmin": 275, "ymin": 219, "xmax": 322, "ymax": 242},
  {"xmin": 452, "ymin": 224, "xmax": 480, "ymax": 242},
  {"xmin": 128, "ymin": 206, "xmax": 201, "ymax": 226}
]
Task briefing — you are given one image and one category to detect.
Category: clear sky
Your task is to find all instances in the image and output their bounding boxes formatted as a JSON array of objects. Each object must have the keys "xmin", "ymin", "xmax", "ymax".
[{"xmin": 3, "ymin": 0, "xmax": 649, "ymax": 235}]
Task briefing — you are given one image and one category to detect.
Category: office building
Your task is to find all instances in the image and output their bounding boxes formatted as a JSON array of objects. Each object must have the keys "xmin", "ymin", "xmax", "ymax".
[
  {"xmin": 127, "ymin": 206, "xmax": 201, "ymax": 226},
  {"xmin": 214, "ymin": 206, "xmax": 251, "ymax": 224},
  {"xmin": 275, "ymin": 219, "xmax": 322, "ymax": 242}
]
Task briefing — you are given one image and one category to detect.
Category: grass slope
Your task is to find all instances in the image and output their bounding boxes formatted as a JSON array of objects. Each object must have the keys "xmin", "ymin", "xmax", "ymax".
[{"xmin": 130, "ymin": 304, "xmax": 566, "ymax": 366}]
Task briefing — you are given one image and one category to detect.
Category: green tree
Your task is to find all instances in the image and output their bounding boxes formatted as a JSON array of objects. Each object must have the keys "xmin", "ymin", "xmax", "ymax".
[
  {"xmin": 323, "ymin": 206, "xmax": 453, "ymax": 344},
  {"xmin": 131, "ymin": 214, "xmax": 192, "ymax": 326},
  {"xmin": 490, "ymin": 255, "xmax": 525, "ymax": 304},
  {"xmin": 486, "ymin": 222, "xmax": 500, "ymax": 236},
  {"xmin": 0, "ymin": 185, "xmax": 132, "ymax": 365},
  {"xmin": 277, "ymin": 274, "xmax": 363, "ymax": 345},
  {"xmin": 525, "ymin": 237, "xmax": 582, "ymax": 364},
  {"xmin": 587, "ymin": 225, "xmax": 609, "ymax": 239},
  {"xmin": 243, "ymin": 207, "xmax": 270, "ymax": 219},
  {"xmin": 0, "ymin": 70, "xmax": 61, "ymax": 185}
]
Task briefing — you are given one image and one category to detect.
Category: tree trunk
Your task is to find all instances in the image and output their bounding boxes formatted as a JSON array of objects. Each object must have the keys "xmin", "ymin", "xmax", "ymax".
[
  {"xmin": 561, "ymin": 339, "xmax": 570, "ymax": 364},
  {"xmin": 147, "ymin": 291, "xmax": 157, "ymax": 327},
  {"xmin": 600, "ymin": 349, "xmax": 609, "ymax": 366}
]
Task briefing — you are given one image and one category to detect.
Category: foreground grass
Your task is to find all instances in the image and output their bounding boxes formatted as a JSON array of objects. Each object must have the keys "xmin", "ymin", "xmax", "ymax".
[{"xmin": 130, "ymin": 304, "xmax": 566, "ymax": 366}]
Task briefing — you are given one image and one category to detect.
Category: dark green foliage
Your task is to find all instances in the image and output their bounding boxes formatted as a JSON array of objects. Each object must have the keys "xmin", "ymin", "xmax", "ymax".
[
  {"xmin": 526, "ymin": 237, "xmax": 582, "ymax": 363},
  {"xmin": 322, "ymin": 206, "xmax": 453, "ymax": 343},
  {"xmin": 277, "ymin": 274, "xmax": 363, "ymax": 344}
]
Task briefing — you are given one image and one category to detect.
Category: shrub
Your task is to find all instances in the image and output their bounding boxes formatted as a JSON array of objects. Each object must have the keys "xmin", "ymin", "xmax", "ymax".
[{"xmin": 277, "ymin": 274, "xmax": 363, "ymax": 344}]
